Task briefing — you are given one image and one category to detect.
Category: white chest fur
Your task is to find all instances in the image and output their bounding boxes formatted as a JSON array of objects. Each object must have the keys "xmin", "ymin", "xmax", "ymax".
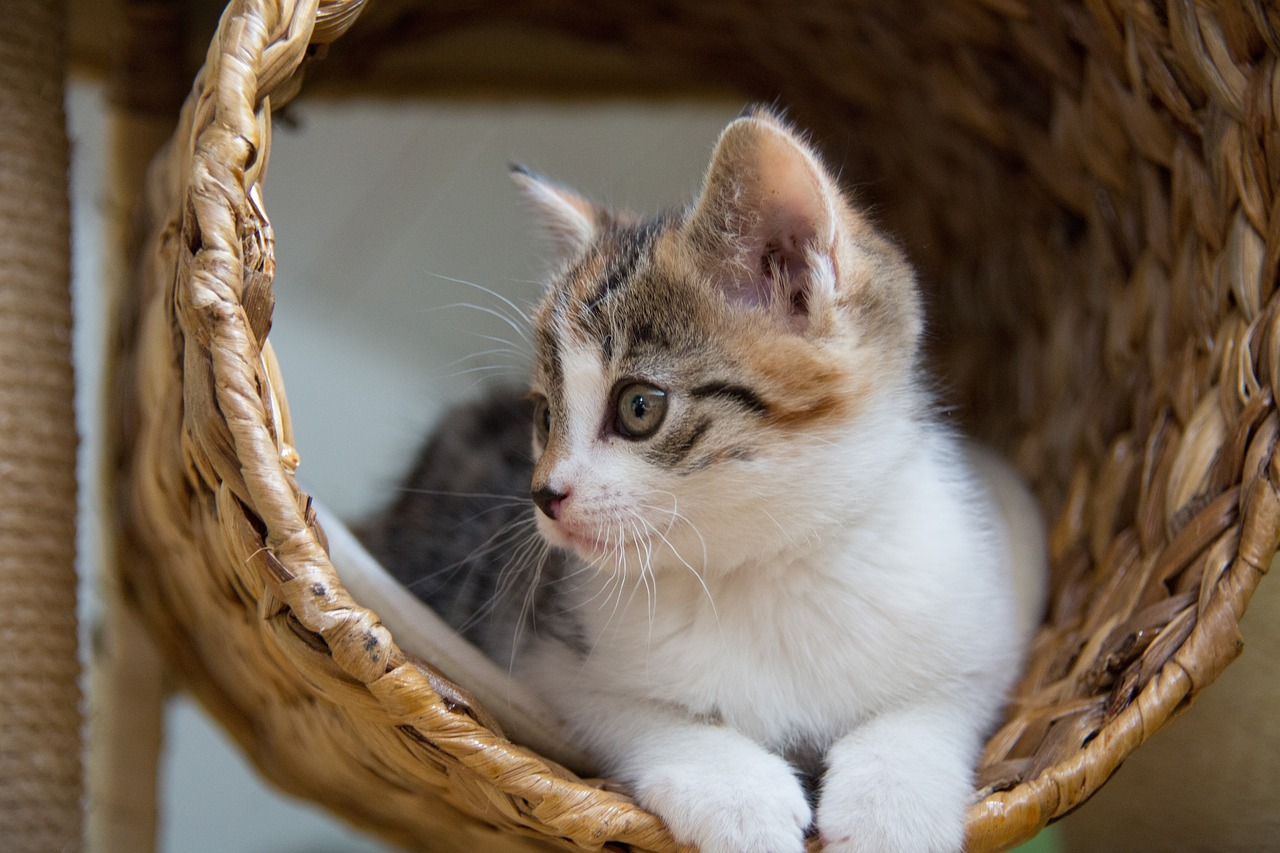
[{"xmin": 529, "ymin": 434, "xmax": 1030, "ymax": 757}]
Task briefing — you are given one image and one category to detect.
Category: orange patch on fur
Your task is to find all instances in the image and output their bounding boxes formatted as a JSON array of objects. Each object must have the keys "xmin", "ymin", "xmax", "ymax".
[{"xmin": 736, "ymin": 330, "xmax": 866, "ymax": 431}]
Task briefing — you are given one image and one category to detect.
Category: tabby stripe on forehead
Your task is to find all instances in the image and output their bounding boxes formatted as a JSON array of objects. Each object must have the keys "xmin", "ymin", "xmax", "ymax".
[
  {"xmin": 584, "ymin": 265, "xmax": 624, "ymax": 316},
  {"xmin": 690, "ymin": 382, "xmax": 770, "ymax": 416},
  {"xmin": 584, "ymin": 223, "xmax": 657, "ymax": 316}
]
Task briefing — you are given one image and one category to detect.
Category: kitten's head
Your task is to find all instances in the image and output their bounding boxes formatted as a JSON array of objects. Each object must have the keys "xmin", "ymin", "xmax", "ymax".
[{"xmin": 515, "ymin": 109, "xmax": 924, "ymax": 578}]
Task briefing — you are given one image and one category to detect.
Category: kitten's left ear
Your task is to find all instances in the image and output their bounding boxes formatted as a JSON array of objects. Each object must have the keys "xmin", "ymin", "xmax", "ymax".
[
  {"xmin": 685, "ymin": 111, "xmax": 842, "ymax": 329},
  {"xmin": 510, "ymin": 165, "xmax": 600, "ymax": 259}
]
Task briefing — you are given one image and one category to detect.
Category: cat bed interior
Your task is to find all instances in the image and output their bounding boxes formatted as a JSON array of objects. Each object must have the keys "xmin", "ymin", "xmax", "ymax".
[{"xmin": 108, "ymin": 0, "xmax": 1280, "ymax": 851}]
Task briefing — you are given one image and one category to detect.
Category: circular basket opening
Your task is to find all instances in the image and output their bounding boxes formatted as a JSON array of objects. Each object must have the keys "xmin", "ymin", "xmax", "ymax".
[{"xmin": 111, "ymin": 2, "xmax": 1280, "ymax": 851}]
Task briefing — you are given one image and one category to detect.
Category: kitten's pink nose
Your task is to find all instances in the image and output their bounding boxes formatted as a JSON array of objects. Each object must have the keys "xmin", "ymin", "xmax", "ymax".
[{"xmin": 532, "ymin": 484, "xmax": 569, "ymax": 520}]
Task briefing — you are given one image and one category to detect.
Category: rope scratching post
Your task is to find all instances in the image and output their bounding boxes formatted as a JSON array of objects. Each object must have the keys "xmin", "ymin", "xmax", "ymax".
[
  {"xmin": 0, "ymin": 1, "xmax": 83, "ymax": 849},
  {"xmin": 109, "ymin": 1, "xmax": 1280, "ymax": 851}
]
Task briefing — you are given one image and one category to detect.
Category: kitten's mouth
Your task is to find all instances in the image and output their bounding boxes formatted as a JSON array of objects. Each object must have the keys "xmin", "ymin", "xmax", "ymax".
[{"xmin": 542, "ymin": 518, "xmax": 636, "ymax": 556}]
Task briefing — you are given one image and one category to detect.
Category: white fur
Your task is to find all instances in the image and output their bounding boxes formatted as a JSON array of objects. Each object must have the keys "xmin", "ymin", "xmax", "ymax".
[
  {"xmin": 520, "ymin": 340, "xmax": 1044, "ymax": 852},
  {"xmin": 510, "ymin": 168, "xmax": 598, "ymax": 257}
]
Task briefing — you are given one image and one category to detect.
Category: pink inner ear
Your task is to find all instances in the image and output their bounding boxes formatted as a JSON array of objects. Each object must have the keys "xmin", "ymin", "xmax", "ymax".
[
  {"xmin": 730, "ymin": 146, "xmax": 833, "ymax": 318},
  {"xmin": 756, "ymin": 213, "xmax": 824, "ymax": 317},
  {"xmin": 690, "ymin": 116, "xmax": 838, "ymax": 325}
]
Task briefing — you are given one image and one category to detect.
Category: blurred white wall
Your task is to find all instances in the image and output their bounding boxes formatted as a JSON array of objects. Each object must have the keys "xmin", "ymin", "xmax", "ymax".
[{"xmin": 69, "ymin": 77, "xmax": 738, "ymax": 852}]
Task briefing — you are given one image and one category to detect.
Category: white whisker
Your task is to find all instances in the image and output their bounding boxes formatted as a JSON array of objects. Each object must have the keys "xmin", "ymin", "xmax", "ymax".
[
  {"xmin": 396, "ymin": 486, "xmax": 528, "ymax": 501},
  {"xmin": 444, "ymin": 345, "xmax": 526, "ymax": 368},
  {"xmin": 447, "ymin": 363, "xmax": 527, "ymax": 380},
  {"xmin": 438, "ymin": 301, "xmax": 532, "ymax": 345},
  {"xmin": 426, "ymin": 271, "xmax": 535, "ymax": 334},
  {"xmin": 636, "ymin": 510, "xmax": 718, "ymax": 626},
  {"xmin": 640, "ymin": 490, "xmax": 711, "ymax": 584}
]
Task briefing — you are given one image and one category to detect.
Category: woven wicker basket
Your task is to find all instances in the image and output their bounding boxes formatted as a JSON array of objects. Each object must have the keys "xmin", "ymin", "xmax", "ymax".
[{"xmin": 109, "ymin": 0, "xmax": 1280, "ymax": 850}]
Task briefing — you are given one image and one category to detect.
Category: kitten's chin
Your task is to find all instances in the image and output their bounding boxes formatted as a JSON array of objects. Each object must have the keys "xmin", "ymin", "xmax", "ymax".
[{"xmin": 535, "ymin": 516, "xmax": 626, "ymax": 560}]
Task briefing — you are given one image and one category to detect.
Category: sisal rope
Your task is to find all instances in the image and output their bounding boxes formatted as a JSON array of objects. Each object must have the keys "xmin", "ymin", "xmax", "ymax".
[{"xmin": 0, "ymin": 1, "xmax": 83, "ymax": 849}]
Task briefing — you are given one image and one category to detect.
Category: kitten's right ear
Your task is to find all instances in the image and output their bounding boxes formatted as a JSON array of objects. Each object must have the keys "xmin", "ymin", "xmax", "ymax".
[
  {"xmin": 510, "ymin": 165, "xmax": 599, "ymax": 259},
  {"xmin": 684, "ymin": 112, "xmax": 842, "ymax": 331}
]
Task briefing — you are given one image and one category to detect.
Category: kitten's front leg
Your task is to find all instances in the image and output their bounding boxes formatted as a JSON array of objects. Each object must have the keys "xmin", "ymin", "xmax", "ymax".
[
  {"xmin": 817, "ymin": 703, "xmax": 981, "ymax": 853},
  {"xmin": 574, "ymin": 695, "xmax": 811, "ymax": 853}
]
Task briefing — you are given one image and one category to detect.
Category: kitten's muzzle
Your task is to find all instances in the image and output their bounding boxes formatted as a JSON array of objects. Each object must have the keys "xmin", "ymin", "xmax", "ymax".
[{"xmin": 532, "ymin": 484, "xmax": 568, "ymax": 520}]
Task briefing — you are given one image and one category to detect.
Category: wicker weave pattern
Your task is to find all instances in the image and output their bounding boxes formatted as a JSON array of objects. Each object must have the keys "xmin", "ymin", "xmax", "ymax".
[{"xmin": 112, "ymin": 1, "xmax": 1280, "ymax": 851}]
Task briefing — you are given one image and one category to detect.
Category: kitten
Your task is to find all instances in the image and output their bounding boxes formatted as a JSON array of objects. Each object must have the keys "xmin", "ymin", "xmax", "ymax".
[{"xmin": 362, "ymin": 109, "xmax": 1044, "ymax": 853}]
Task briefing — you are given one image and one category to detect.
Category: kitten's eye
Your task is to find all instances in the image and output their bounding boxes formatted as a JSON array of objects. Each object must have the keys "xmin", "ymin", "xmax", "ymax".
[
  {"xmin": 615, "ymin": 382, "xmax": 668, "ymax": 439},
  {"xmin": 533, "ymin": 395, "xmax": 552, "ymax": 443}
]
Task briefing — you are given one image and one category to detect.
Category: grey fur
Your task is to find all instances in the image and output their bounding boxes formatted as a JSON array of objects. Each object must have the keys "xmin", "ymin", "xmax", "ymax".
[{"xmin": 358, "ymin": 388, "xmax": 586, "ymax": 666}]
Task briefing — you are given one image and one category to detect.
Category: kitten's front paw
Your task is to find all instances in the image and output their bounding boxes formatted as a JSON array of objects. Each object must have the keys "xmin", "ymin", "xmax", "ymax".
[
  {"xmin": 817, "ymin": 785, "xmax": 965, "ymax": 853},
  {"xmin": 636, "ymin": 746, "xmax": 810, "ymax": 853},
  {"xmin": 817, "ymin": 716, "xmax": 970, "ymax": 853}
]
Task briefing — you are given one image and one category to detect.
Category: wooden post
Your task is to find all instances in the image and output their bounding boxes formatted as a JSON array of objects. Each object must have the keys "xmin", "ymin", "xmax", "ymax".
[{"xmin": 87, "ymin": 2, "xmax": 187, "ymax": 851}]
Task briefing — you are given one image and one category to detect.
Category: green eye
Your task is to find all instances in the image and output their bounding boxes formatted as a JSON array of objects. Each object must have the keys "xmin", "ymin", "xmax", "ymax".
[
  {"xmin": 533, "ymin": 395, "xmax": 551, "ymax": 443},
  {"xmin": 615, "ymin": 382, "xmax": 668, "ymax": 439}
]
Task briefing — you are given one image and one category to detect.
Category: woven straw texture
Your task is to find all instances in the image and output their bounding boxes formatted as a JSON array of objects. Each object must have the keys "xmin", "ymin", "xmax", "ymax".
[
  {"xmin": 110, "ymin": 1, "xmax": 1280, "ymax": 850},
  {"xmin": 0, "ymin": 1, "xmax": 82, "ymax": 849}
]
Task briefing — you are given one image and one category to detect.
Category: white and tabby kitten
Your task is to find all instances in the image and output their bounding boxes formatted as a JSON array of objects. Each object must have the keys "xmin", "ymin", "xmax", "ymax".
[{"xmin": 363, "ymin": 109, "xmax": 1044, "ymax": 853}]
